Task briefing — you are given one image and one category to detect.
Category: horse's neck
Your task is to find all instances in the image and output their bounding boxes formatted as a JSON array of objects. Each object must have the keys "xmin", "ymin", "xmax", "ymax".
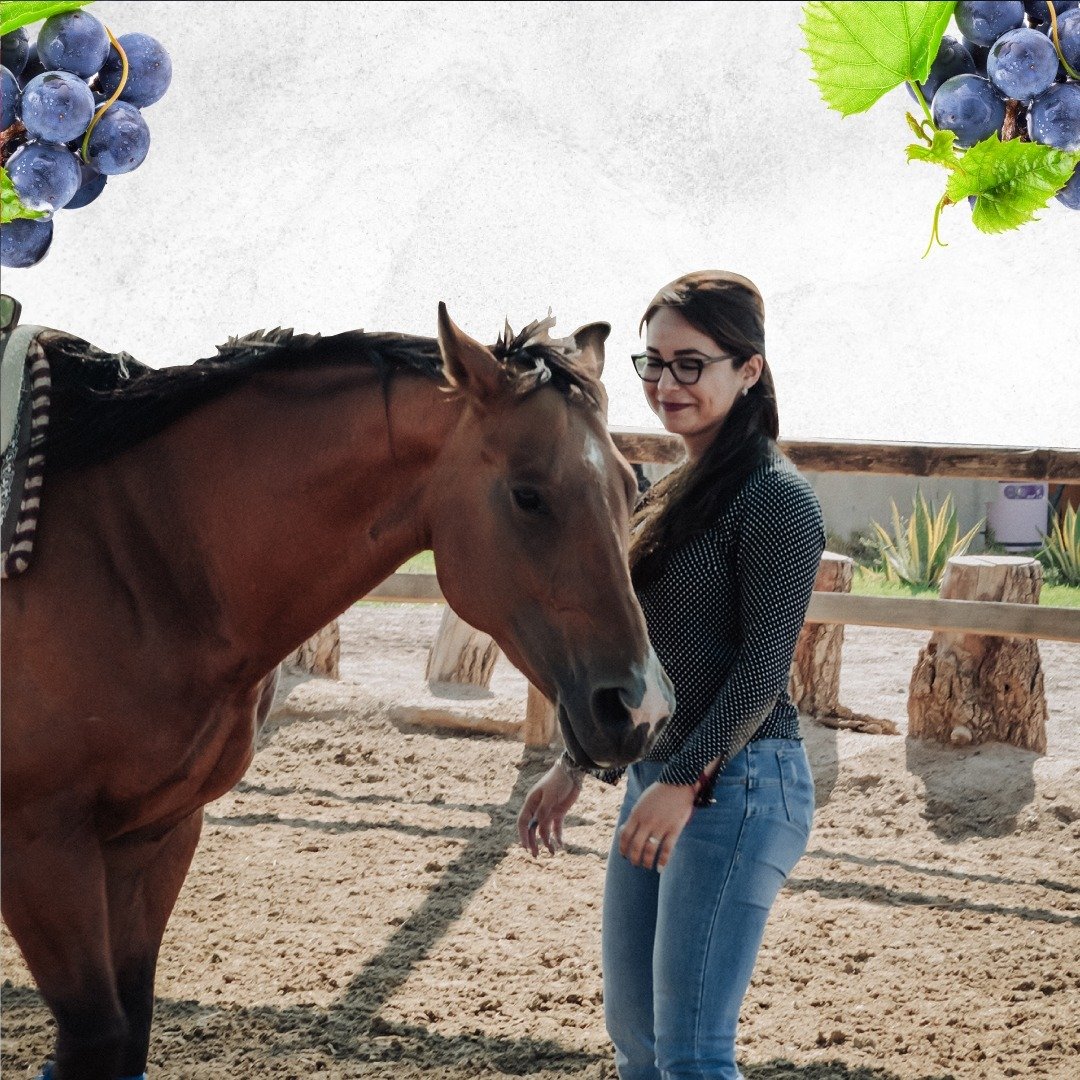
[{"xmin": 119, "ymin": 367, "xmax": 456, "ymax": 677}]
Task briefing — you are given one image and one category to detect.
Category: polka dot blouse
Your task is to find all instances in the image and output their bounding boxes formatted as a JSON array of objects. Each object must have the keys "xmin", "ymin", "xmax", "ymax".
[{"xmin": 585, "ymin": 444, "xmax": 825, "ymax": 795}]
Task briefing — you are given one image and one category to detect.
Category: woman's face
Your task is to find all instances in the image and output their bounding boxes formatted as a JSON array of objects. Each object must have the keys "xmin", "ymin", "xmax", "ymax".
[{"xmin": 642, "ymin": 306, "xmax": 761, "ymax": 460}]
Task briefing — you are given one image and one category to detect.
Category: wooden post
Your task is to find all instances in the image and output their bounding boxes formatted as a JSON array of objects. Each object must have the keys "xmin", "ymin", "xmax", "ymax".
[
  {"xmin": 908, "ymin": 555, "xmax": 1048, "ymax": 752},
  {"xmin": 524, "ymin": 683, "xmax": 558, "ymax": 748},
  {"xmin": 789, "ymin": 553, "xmax": 898, "ymax": 735},
  {"xmin": 284, "ymin": 619, "xmax": 340, "ymax": 678},
  {"xmin": 425, "ymin": 608, "xmax": 500, "ymax": 687}
]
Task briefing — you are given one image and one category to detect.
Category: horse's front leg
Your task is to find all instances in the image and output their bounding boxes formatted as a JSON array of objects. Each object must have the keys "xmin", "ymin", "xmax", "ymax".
[
  {"xmin": 104, "ymin": 810, "xmax": 204, "ymax": 1079},
  {"xmin": 1, "ymin": 811, "xmax": 127, "ymax": 1080}
]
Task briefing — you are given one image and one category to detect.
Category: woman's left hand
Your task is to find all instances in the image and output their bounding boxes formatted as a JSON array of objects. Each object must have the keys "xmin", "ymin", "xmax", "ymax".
[{"xmin": 618, "ymin": 781, "xmax": 697, "ymax": 870}]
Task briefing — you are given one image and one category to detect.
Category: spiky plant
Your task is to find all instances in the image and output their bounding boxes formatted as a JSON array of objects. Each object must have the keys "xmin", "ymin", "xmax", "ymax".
[{"xmin": 871, "ymin": 490, "xmax": 983, "ymax": 588}]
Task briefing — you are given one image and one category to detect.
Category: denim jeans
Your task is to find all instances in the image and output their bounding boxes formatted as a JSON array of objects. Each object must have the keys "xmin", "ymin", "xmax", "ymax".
[{"xmin": 602, "ymin": 739, "xmax": 814, "ymax": 1080}]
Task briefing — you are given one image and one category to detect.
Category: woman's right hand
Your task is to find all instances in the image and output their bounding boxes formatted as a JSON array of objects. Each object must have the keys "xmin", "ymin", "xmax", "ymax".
[{"xmin": 516, "ymin": 761, "xmax": 583, "ymax": 857}]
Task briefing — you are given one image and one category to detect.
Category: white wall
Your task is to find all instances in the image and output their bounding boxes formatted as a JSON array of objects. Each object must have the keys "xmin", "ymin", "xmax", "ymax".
[{"xmin": 6, "ymin": 1, "xmax": 1079, "ymax": 449}]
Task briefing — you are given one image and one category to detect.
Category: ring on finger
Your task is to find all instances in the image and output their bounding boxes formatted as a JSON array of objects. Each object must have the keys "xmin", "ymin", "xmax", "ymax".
[{"xmin": 646, "ymin": 835, "xmax": 661, "ymax": 845}]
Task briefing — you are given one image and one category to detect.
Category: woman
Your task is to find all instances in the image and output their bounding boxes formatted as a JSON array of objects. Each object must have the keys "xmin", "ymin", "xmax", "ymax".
[{"xmin": 517, "ymin": 270, "xmax": 825, "ymax": 1080}]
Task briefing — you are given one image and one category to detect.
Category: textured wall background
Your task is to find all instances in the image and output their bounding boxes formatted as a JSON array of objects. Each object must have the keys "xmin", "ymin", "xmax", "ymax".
[{"xmin": 6, "ymin": 1, "xmax": 1078, "ymax": 446}]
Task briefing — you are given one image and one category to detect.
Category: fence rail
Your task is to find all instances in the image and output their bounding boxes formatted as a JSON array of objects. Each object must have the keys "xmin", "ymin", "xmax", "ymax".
[
  {"xmin": 611, "ymin": 430, "xmax": 1080, "ymax": 482},
  {"xmin": 364, "ymin": 573, "xmax": 1080, "ymax": 644}
]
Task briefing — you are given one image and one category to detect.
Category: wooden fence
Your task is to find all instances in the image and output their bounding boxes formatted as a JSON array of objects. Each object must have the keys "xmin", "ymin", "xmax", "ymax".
[{"xmin": 362, "ymin": 434, "xmax": 1080, "ymax": 645}]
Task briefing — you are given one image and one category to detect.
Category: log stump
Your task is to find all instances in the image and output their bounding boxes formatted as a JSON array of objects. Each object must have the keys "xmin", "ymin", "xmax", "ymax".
[
  {"xmin": 908, "ymin": 556, "xmax": 1048, "ymax": 752},
  {"xmin": 425, "ymin": 608, "xmax": 499, "ymax": 687},
  {"xmin": 285, "ymin": 619, "xmax": 340, "ymax": 678},
  {"xmin": 789, "ymin": 552, "xmax": 898, "ymax": 735},
  {"xmin": 524, "ymin": 683, "xmax": 559, "ymax": 748}
]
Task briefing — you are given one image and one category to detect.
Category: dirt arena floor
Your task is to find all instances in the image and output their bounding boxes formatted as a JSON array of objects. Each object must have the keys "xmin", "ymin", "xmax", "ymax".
[{"xmin": 3, "ymin": 603, "xmax": 1078, "ymax": 1079}]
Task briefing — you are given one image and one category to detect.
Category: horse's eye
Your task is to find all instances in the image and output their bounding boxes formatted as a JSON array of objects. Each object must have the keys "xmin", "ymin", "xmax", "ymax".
[{"xmin": 512, "ymin": 486, "xmax": 548, "ymax": 515}]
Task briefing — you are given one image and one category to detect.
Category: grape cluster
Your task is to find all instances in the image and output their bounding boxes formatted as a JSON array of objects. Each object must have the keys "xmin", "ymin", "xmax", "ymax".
[
  {"xmin": 915, "ymin": 0, "xmax": 1080, "ymax": 210},
  {"xmin": 0, "ymin": 10, "xmax": 171, "ymax": 267}
]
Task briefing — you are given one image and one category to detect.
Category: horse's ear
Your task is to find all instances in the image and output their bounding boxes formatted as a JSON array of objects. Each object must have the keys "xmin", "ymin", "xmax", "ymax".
[
  {"xmin": 437, "ymin": 303, "xmax": 507, "ymax": 402},
  {"xmin": 571, "ymin": 322, "xmax": 610, "ymax": 380}
]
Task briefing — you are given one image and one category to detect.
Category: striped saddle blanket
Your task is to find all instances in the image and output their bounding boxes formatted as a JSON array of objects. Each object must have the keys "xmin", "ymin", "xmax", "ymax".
[{"xmin": 2, "ymin": 316, "xmax": 51, "ymax": 579}]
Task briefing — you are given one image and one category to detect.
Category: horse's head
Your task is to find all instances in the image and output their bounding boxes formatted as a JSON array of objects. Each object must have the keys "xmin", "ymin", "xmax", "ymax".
[{"xmin": 425, "ymin": 304, "xmax": 674, "ymax": 770}]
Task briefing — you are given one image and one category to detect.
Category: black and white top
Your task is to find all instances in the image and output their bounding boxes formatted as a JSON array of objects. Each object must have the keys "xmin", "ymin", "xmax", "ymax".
[{"xmin": 586, "ymin": 444, "xmax": 825, "ymax": 795}]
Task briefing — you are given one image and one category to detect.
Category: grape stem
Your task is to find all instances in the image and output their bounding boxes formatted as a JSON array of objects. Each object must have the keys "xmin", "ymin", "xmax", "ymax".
[
  {"xmin": 1048, "ymin": 1, "xmax": 1080, "ymax": 80},
  {"xmin": 906, "ymin": 111, "xmax": 933, "ymax": 145},
  {"xmin": 923, "ymin": 195, "xmax": 950, "ymax": 259},
  {"xmin": 907, "ymin": 81, "xmax": 934, "ymax": 128},
  {"xmin": 80, "ymin": 27, "xmax": 129, "ymax": 162}
]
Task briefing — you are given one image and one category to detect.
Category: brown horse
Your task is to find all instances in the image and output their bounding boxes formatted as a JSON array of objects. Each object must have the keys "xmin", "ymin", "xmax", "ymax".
[{"xmin": 1, "ymin": 304, "xmax": 673, "ymax": 1080}]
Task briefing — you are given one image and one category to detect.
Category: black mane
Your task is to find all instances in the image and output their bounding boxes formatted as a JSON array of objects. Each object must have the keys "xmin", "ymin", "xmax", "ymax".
[{"xmin": 35, "ymin": 318, "xmax": 600, "ymax": 472}]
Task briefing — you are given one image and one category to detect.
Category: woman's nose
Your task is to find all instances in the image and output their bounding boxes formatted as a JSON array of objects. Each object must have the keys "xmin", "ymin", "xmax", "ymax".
[{"xmin": 656, "ymin": 365, "xmax": 681, "ymax": 391}]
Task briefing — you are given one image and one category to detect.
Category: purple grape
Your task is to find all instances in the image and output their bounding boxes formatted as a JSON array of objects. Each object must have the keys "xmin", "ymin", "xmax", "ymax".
[
  {"xmin": 955, "ymin": 1, "xmax": 1025, "ymax": 47},
  {"xmin": 909, "ymin": 37, "xmax": 976, "ymax": 102},
  {"xmin": 37, "ymin": 10, "xmax": 110, "ymax": 79},
  {"xmin": 1046, "ymin": 8, "xmax": 1080, "ymax": 71},
  {"xmin": 0, "ymin": 217, "xmax": 54, "ymax": 268},
  {"xmin": 1057, "ymin": 162, "xmax": 1080, "ymax": 208},
  {"xmin": 1, "ymin": 27, "xmax": 29, "ymax": 77},
  {"xmin": 1025, "ymin": 1, "xmax": 1079, "ymax": 27},
  {"xmin": 18, "ymin": 44, "xmax": 46, "ymax": 87},
  {"xmin": 63, "ymin": 163, "xmax": 107, "ymax": 209},
  {"xmin": 932, "ymin": 74, "xmax": 1007, "ymax": 146},
  {"xmin": 84, "ymin": 100, "xmax": 150, "ymax": 174},
  {"xmin": 988, "ymin": 27, "xmax": 1060, "ymax": 99},
  {"xmin": 98, "ymin": 33, "xmax": 172, "ymax": 108},
  {"xmin": 20, "ymin": 70, "xmax": 96, "ymax": 143},
  {"xmin": 968, "ymin": 41, "xmax": 991, "ymax": 74},
  {"xmin": 6, "ymin": 141, "xmax": 82, "ymax": 211},
  {"xmin": 1028, "ymin": 80, "xmax": 1080, "ymax": 148},
  {"xmin": 1, "ymin": 64, "xmax": 19, "ymax": 129}
]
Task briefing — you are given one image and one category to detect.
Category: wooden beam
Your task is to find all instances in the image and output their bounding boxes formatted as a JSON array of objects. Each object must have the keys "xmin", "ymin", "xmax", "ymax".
[
  {"xmin": 806, "ymin": 592, "xmax": 1080, "ymax": 643},
  {"xmin": 610, "ymin": 429, "xmax": 1080, "ymax": 482},
  {"xmin": 363, "ymin": 572, "xmax": 1080, "ymax": 642},
  {"xmin": 364, "ymin": 572, "xmax": 444, "ymax": 602}
]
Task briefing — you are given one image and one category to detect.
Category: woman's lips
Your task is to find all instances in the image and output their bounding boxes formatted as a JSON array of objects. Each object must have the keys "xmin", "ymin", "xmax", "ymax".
[{"xmin": 659, "ymin": 402, "xmax": 692, "ymax": 413}]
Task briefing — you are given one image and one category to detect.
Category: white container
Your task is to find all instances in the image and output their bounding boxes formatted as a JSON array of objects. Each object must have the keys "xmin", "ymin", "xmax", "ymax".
[{"xmin": 986, "ymin": 482, "xmax": 1050, "ymax": 551}]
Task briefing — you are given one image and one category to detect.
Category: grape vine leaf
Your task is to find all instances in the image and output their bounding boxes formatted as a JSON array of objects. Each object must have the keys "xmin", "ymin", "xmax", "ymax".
[
  {"xmin": 0, "ymin": 0, "xmax": 94, "ymax": 37},
  {"xmin": 802, "ymin": 1, "xmax": 957, "ymax": 115},
  {"xmin": 0, "ymin": 168, "xmax": 47, "ymax": 225},
  {"xmin": 944, "ymin": 135, "xmax": 1080, "ymax": 233},
  {"xmin": 906, "ymin": 128, "xmax": 961, "ymax": 168}
]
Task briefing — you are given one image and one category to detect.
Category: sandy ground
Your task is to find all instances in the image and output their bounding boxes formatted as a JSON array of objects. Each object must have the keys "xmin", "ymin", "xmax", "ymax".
[{"xmin": 2, "ymin": 604, "xmax": 1078, "ymax": 1080}]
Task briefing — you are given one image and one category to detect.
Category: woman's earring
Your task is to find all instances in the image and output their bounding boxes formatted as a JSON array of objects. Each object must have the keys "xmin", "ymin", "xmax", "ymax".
[{"xmin": 741, "ymin": 386, "xmax": 749, "ymax": 397}]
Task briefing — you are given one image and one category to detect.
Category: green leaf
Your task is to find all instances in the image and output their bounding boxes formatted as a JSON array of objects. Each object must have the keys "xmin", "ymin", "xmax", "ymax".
[
  {"xmin": 0, "ymin": 0, "xmax": 94, "ymax": 37},
  {"xmin": 945, "ymin": 135, "xmax": 1080, "ymax": 234},
  {"xmin": 801, "ymin": 1, "xmax": 957, "ymax": 115},
  {"xmin": 0, "ymin": 168, "xmax": 47, "ymax": 225},
  {"xmin": 906, "ymin": 128, "xmax": 961, "ymax": 169}
]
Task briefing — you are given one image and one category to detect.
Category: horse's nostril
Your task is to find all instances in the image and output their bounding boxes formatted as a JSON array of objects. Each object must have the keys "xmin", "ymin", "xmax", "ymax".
[{"xmin": 591, "ymin": 686, "xmax": 630, "ymax": 728}]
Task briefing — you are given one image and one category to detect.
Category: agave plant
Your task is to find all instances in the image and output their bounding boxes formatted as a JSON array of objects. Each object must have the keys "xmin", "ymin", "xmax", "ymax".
[
  {"xmin": 1038, "ymin": 504, "xmax": 1080, "ymax": 587},
  {"xmin": 871, "ymin": 490, "xmax": 983, "ymax": 588}
]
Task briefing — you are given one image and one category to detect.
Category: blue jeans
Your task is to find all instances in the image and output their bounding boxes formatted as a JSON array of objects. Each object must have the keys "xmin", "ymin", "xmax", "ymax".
[{"xmin": 602, "ymin": 739, "xmax": 814, "ymax": 1080}]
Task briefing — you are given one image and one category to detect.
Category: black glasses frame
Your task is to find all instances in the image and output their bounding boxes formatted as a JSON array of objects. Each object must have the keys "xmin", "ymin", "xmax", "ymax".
[{"xmin": 630, "ymin": 352, "xmax": 735, "ymax": 386}]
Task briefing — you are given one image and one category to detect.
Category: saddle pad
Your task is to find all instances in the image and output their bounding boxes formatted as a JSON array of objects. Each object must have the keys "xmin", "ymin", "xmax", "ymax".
[{"xmin": 1, "ymin": 338, "xmax": 51, "ymax": 578}]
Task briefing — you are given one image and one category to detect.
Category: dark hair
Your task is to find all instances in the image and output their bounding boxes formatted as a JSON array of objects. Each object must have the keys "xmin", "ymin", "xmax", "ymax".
[{"xmin": 629, "ymin": 270, "xmax": 780, "ymax": 590}]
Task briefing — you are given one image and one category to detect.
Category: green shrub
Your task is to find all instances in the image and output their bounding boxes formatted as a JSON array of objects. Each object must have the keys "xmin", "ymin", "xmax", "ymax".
[
  {"xmin": 871, "ymin": 490, "xmax": 982, "ymax": 588},
  {"xmin": 1038, "ymin": 505, "xmax": 1080, "ymax": 586}
]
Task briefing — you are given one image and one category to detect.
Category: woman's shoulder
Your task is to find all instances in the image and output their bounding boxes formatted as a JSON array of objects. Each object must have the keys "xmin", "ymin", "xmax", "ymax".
[{"xmin": 740, "ymin": 445, "xmax": 819, "ymax": 509}]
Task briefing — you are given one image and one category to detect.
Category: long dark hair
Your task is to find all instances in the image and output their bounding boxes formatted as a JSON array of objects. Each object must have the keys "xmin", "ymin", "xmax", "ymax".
[{"xmin": 629, "ymin": 270, "xmax": 780, "ymax": 591}]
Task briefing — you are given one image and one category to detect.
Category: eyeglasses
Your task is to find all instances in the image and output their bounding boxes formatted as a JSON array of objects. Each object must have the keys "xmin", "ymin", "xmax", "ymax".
[{"xmin": 631, "ymin": 352, "xmax": 735, "ymax": 386}]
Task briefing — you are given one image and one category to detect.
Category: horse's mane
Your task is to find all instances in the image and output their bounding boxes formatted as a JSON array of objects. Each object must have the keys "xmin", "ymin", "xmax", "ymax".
[{"xmin": 36, "ymin": 316, "xmax": 601, "ymax": 472}]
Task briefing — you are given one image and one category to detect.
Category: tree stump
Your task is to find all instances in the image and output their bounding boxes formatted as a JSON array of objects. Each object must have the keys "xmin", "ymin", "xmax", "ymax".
[
  {"xmin": 908, "ymin": 556, "xmax": 1048, "ymax": 752},
  {"xmin": 284, "ymin": 619, "xmax": 340, "ymax": 678},
  {"xmin": 524, "ymin": 683, "xmax": 559, "ymax": 748},
  {"xmin": 789, "ymin": 552, "xmax": 898, "ymax": 735},
  {"xmin": 425, "ymin": 608, "xmax": 500, "ymax": 687}
]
